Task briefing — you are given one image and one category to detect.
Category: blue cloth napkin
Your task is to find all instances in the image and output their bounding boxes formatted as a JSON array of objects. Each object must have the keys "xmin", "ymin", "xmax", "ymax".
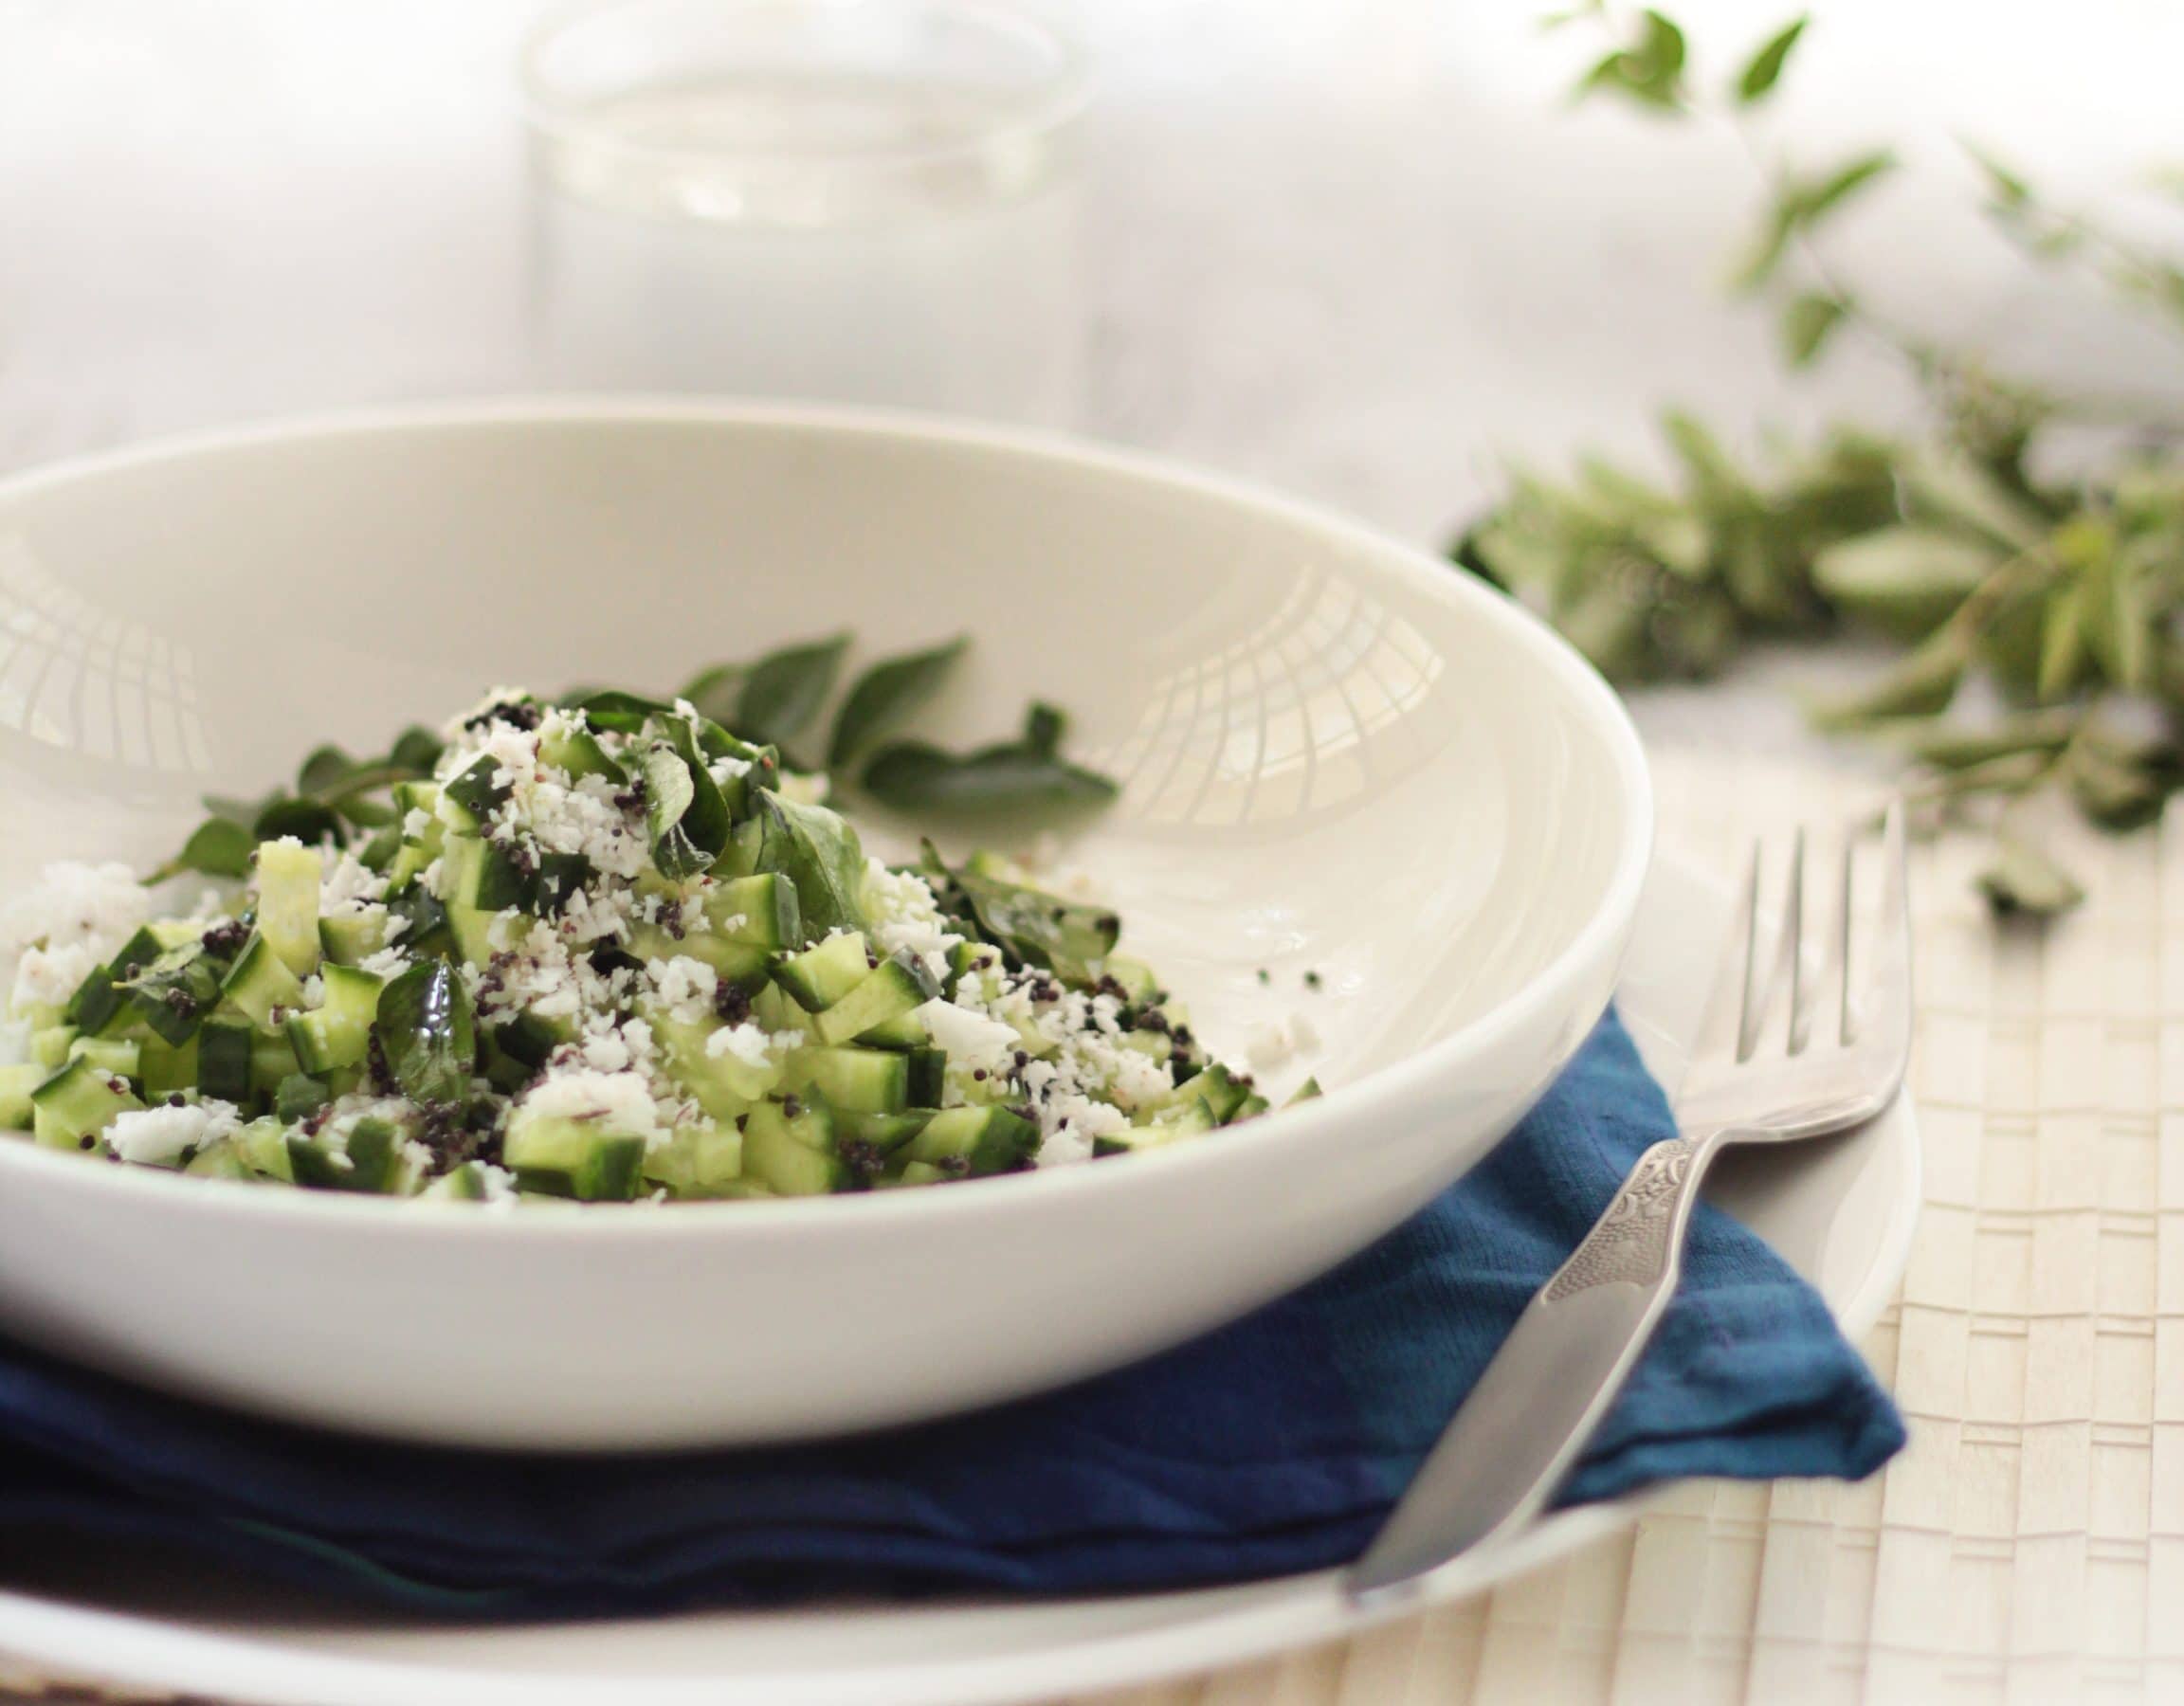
[{"xmin": 0, "ymin": 1010, "xmax": 1902, "ymax": 1613}]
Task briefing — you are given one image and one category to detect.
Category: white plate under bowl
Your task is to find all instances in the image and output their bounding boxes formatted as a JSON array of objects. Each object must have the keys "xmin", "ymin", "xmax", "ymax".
[
  {"xmin": 0, "ymin": 400, "xmax": 1650, "ymax": 1449},
  {"xmin": 0, "ymin": 841, "xmax": 1919, "ymax": 1706}
]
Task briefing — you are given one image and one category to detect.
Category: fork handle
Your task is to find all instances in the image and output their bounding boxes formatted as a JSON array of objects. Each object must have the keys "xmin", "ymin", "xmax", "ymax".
[{"xmin": 1348, "ymin": 1128, "xmax": 1733, "ymax": 1602}]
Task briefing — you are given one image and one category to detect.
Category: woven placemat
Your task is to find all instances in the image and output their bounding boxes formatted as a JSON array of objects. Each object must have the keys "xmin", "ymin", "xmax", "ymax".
[
  {"xmin": 1079, "ymin": 747, "xmax": 2180, "ymax": 1706},
  {"xmin": 4, "ymin": 749, "xmax": 2174, "ymax": 1705}
]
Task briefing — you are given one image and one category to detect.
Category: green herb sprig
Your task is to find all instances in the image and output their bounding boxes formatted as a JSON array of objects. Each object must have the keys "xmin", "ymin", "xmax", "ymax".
[
  {"xmin": 1467, "ymin": 4, "xmax": 2184, "ymax": 914},
  {"xmin": 151, "ymin": 637, "xmax": 1118, "ymax": 886}
]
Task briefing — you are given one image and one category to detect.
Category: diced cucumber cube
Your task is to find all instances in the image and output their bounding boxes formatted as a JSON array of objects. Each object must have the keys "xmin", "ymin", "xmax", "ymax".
[
  {"xmin": 182, "ymin": 1138, "xmax": 256, "ymax": 1182},
  {"xmin": 64, "ymin": 925, "xmax": 163, "ymax": 1037},
  {"xmin": 501, "ymin": 1106, "xmax": 646, "ymax": 1202},
  {"xmin": 191, "ymin": 1019, "xmax": 252, "ymax": 1103},
  {"xmin": 836, "ymin": 1110, "xmax": 930, "ymax": 1154},
  {"xmin": 275, "ymin": 1073, "xmax": 331, "ymax": 1123},
  {"xmin": 1101, "ymin": 953, "xmax": 1159, "ymax": 1003},
  {"xmin": 799, "ymin": 1045, "xmax": 909, "ymax": 1115},
  {"xmin": 1175, "ymin": 1062, "xmax": 1249, "ymax": 1124},
  {"xmin": 235, "ymin": 1116, "xmax": 294, "ymax": 1182},
  {"xmin": 139, "ymin": 1031, "xmax": 199, "ymax": 1098},
  {"xmin": 624, "ymin": 922, "xmax": 770, "ymax": 989},
  {"xmin": 904, "ymin": 1105, "xmax": 1039, "ymax": 1177},
  {"xmin": 641, "ymin": 1119, "xmax": 744, "ymax": 1195},
  {"xmin": 29, "ymin": 1025, "xmax": 77, "ymax": 1070},
  {"xmin": 287, "ymin": 1110, "xmax": 421, "ymax": 1194},
  {"xmin": 255, "ymin": 839, "xmax": 323, "ymax": 977},
  {"xmin": 812, "ymin": 952, "xmax": 941, "ymax": 1047},
  {"xmin": 538, "ymin": 722, "xmax": 625, "ymax": 784},
  {"xmin": 249, "ymin": 1030, "xmax": 301, "ymax": 1095},
  {"xmin": 220, "ymin": 933, "xmax": 307, "ymax": 1032},
  {"xmin": 421, "ymin": 1159, "xmax": 502, "ymax": 1202},
  {"xmin": 740, "ymin": 1100, "xmax": 847, "ymax": 1195},
  {"xmin": 318, "ymin": 910, "xmax": 388, "ymax": 967},
  {"xmin": 66, "ymin": 1035, "xmax": 141, "ymax": 1080},
  {"xmin": 0, "ymin": 1061, "xmax": 44, "ymax": 1129},
  {"xmin": 648, "ymin": 1009, "xmax": 775, "ymax": 1117},
  {"xmin": 444, "ymin": 834, "xmax": 532, "ymax": 913},
  {"xmin": 439, "ymin": 756, "xmax": 510, "ymax": 835},
  {"xmin": 705, "ymin": 874, "xmax": 799, "ymax": 951},
  {"xmin": 904, "ymin": 1046, "xmax": 947, "ymax": 1108},
  {"xmin": 773, "ymin": 932, "xmax": 875, "ymax": 1012},
  {"xmin": 30, "ymin": 1056, "xmax": 142, "ymax": 1152},
  {"xmin": 446, "ymin": 901, "xmax": 500, "ymax": 970},
  {"xmin": 857, "ymin": 1011, "xmax": 929, "ymax": 1049},
  {"xmin": 283, "ymin": 964, "xmax": 384, "ymax": 1074},
  {"xmin": 1093, "ymin": 1102, "xmax": 1213, "ymax": 1157}
]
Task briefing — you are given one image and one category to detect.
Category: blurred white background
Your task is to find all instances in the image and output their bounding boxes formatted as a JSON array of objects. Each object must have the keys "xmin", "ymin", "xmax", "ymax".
[{"xmin": 2, "ymin": 0, "xmax": 2180, "ymax": 537}]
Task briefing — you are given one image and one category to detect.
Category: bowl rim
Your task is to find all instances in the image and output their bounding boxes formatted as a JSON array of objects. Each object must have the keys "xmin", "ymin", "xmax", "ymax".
[{"xmin": 0, "ymin": 395, "xmax": 1653, "ymax": 1238}]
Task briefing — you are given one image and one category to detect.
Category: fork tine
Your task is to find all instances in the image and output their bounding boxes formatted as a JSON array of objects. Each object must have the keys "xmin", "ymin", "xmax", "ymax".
[
  {"xmin": 1865, "ymin": 798, "xmax": 1912, "ymax": 1038},
  {"xmin": 1733, "ymin": 839, "xmax": 1764, "ymax": 1062},
  {"xmin": 1838, "ymin": 829, "xmax": 1858, "ymax": 1046},
  {"xmin": 1783, "ymin": 827, "xmax": 1811, "ymax": 1056}
]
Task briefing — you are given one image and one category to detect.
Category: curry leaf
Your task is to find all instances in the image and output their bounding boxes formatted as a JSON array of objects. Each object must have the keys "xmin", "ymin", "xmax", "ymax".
[
  {"xmin": 862, "ymin": 704, "xmax": 1117, "ymax": 814},
  {"xmin": 388, "ymin": 725, "xmax": 444, "ymax": 774},
  {"xmin": 1780, "ymin": 291, "xmax": 1848, "ymax": 366},
  {"xmin": 919, "ymin": 841, "xmax": 1119, "ymax": 985},
  {"xmin": 1797, "ymin": 150, "xmax": 1897, "ymax": 227},
  {"xmin": 253, "ymin": 797, "xmax": 347, "ymax": 847},
  {"xmin": 749, "ymin": 790, "xmax": 867, "ymax": 945},
  {"xmin": 677, "ymin": 662, "xmax": 744, "ymax": 728},
  {"xmin": 1574, "ymin": 9, "xmax": 1687, "ymax": 111},
  {"xmin": 828, "ymin": 636, "xmax": 969, "ymax": 767},
  {"xmin": 1734, "ymin": 15, "xmax": 1806, "ymax": 105},
  {"xmin": 373, "ymin": 961, "xmax": 478, "ymax": 1105},
  {"xmin": 1810, "ymin": 630, "xmax": 1970, "ymax": 729},
  {"xmin": 1977, "ymin": 834, "xmax": 2084, "ymax": 917},
  {"xmin": 1962, "ymin": 141, "xmax": 2032, "ymax": 211},
  {"xmin": 638, "ymin": 738, "xmax": 730, "ymax": 881},
  {"xmin": 560, "ymin": 688, "xmax": 671, "ymax": 735},
  {"xmin": 734, "ymin": 634, "xmax": 850, "ymax": 755},
  {"xmin": 146, "ymin": 818, "xmax": 256, "ymax": 885},
  {"xmin": 1810, "ymin": 526, "xmax": 2002, "ymax": 639},
  {"xmin": 297, "ymin": 745, "xmax": 357, "ymax": 794}
]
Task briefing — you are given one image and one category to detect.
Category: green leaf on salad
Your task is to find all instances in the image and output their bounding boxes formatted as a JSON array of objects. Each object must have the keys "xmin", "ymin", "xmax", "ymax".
[
  {"xmin": 748, "ymin": 790, "xmax": 867, "ymax": 945},
  {"xmin": 639, "ymin": 734, "xmax": 730, "ymax": 881},
  {"xmin": 862, "ymin": 703, "xmax": 1118, "ymax": 815},
  {"xmin": 297, "ymin": 744, "xmax": 358, "ymax": 795},
  {"xmin": 253, "ymin": 797, "xmax": 348, "ymax": 848},
  {"xmin": 919, "ymin": 840, "xmax": 1120, "ymax": 985},
  {"xmin": 149, "ymin": 817, "xmax": 256, "ymax": 884},
  {"xmin": 828, "ymin": 635, "xmax": 969, "ymax": 767},
  {"xmin": 560, "ymin": 688, "xmax": 671, "ymax": 735},
  {"xmin": 733, "ymin": 634, "xmax": 850, "ymax": 756},
  {"xmin": 388, "ymin": 726, "xmax": 444, "ymax": 774},
  {"xmin": 372, "ymin": 961, "xmax": 478, "ymax": 1106}
]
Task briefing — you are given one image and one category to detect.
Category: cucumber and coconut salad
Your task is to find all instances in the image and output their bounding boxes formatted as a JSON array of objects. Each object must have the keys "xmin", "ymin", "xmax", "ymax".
[{"xmin": 0, "ymin": 682, "xmax": 1305, "ymax": 1204}]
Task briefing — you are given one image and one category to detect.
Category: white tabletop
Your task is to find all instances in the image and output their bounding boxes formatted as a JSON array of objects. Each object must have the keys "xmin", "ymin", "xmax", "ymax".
[{"xmin": 3, "ymin": 3, "xmax": 2182, "ymax": 1701}]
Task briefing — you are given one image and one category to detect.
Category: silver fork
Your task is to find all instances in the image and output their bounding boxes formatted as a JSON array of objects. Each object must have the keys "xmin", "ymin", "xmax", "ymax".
[{"xmin": 1349, "ymin": 803, "xmax": 1913, "ymax": 1603}]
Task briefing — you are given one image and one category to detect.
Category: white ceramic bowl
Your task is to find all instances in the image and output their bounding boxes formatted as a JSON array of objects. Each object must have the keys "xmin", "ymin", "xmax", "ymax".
[{"xmin": 0, "ymin": 402, "xmax": 1648, "ymax": 1449}]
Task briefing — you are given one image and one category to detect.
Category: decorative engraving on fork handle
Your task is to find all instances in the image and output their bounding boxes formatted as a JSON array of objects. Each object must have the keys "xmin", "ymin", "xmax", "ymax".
[{"xmin": 1543, "ymin": 1134, "xmax": 1702, "ymax": 1299}]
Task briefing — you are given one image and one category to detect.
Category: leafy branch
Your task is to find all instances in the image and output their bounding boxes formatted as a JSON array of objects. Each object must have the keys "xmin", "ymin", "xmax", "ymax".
[{"xmin": 1464, "ymin": 6, "xmax": 2184, "ymax": 914}]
